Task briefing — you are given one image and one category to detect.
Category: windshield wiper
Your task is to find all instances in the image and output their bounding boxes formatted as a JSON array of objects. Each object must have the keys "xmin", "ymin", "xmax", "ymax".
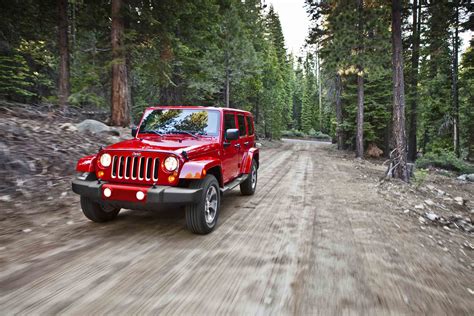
[
  {"xmin": 168, "ymin": 129, "xmax": 200, "ymax": 139},
  {"xmin": 141, "ymin": 130, "xmax": 164, "ymax": 136}
]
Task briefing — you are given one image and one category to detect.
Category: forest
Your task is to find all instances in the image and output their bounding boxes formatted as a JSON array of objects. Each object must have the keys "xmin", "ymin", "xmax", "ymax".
[{"xmin": 1, "ymin": 0, "xmax": 473, "ymax": 180}]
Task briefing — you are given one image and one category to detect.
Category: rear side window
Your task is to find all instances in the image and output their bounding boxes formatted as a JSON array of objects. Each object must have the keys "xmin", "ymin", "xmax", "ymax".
[
  {"xmin": 246, "ymin": 116, "xmax": 254, "ymax": 135},
  {"xmin": 224, "ymin": 113, "xmax": 236, "ymax": 130},
  {"xmin": 237, "ymin": 115, "xmax": 246, "ymax": 136}
]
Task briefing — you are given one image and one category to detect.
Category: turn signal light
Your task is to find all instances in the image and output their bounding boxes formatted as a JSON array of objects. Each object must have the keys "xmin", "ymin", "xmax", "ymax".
[
  {"xmin": 98, "ymin": 171, "xmax": 105, "ymax": 178},
  {"xmin": 168, "ymin": 175, "xmax": 176, "ymax": 183}
]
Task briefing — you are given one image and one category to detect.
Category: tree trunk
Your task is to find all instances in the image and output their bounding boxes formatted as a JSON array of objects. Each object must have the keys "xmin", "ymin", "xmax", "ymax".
[
  {"xmin": 452, "ymin": 4, "xmax": 460, "ymax": 158},
  {"xmin": 224, "ymin": 48, "xmax": 231, "ymax": 108},
  {"xmin": 356, "ymin": 73, "xmax": 364, "ymax": 158},
  {"xmin": 355, "ymin": 0, "xmax": 364, "ymax": 158},
  {"xmin": 110, "ymin": 0, "xmax": 130, "ymax": 126},
  {"xmin": 408, "ymin": 0, "xmax": 420, "ymax": 162},
  {"xmin": 58, "ymin": 0, "xmax": 70, "ymax": 109},
  {"xmin": 335, "ymin": 74, "xmax": 344, "ymax": 150},
  {"xmin": 316, "ymin": 48, "xmax": 322, "ymax": 130},
  {"xmin": 391, "ymin": 0, "xmax": 409, "ymax": 182},
  {"xmin": 225, "ymin": 69, "xmax": 230, "ymax": 108}
]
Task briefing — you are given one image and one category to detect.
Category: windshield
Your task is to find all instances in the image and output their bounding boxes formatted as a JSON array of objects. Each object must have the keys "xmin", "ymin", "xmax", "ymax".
[{"xmin": 139, "ymin": 109, "xmax": 220, "ymax": 136}]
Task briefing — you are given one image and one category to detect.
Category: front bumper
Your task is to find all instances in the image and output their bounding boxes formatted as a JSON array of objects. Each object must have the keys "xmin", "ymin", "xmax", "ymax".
[{"xmin": 72, "ymin": 179, "xmax": 202, "ymax": 209}]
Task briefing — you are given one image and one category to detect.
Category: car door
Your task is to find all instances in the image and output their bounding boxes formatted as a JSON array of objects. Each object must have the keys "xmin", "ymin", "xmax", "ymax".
[
  {"xmin": 221, "ymin": 112, "xmax": 240, "ymax": 183},
  {"xmin": 236, "ymin": 113, "xmax": 248, "ymax": 167},
  {"xmin": 244, "ymin": 114, "xmax": 255, "ymax": 149}
]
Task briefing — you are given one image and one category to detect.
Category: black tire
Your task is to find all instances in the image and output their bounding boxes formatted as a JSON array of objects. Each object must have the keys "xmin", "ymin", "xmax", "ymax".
[
  {"xmin": 240, "ymin": 160, "xmax": 257, "ymax": 195},
  {"xmin": 80, "ymin": 197, "xmax": 120, "ymax": 223},
  {"xmin": 185, "ymin": 175, "xmax": 220, "ymax": 234}
]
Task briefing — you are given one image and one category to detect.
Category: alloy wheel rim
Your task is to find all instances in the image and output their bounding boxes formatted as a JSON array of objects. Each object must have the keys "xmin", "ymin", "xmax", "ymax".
[
  {"xmin": 204, "ymin": 185, "xmax": 218, "ymax": 224},
  {"xmin": 251, "ymin": 164, "xmax": 257, "ymax": 189}
]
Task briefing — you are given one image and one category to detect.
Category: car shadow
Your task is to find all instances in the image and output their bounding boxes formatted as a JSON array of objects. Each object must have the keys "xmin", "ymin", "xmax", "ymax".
[{"xmin": 71, "ymin": 190, "xmax": 250, "ymax": 241}]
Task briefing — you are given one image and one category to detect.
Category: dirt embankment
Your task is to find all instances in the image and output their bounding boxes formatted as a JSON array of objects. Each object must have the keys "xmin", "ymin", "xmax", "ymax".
[{"xmin": 0, "ymin": 112, "xmax": 473, "ymax": 314}]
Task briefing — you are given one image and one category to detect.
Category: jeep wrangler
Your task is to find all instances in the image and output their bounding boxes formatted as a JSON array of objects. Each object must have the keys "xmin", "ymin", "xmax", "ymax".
[{"xmin": 72, "ymin": 106, "xmax": 259, "ymax": 234}]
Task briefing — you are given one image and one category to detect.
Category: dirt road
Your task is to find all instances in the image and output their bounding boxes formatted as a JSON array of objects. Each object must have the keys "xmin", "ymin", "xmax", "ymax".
[{"xmin": 1, "ymin": 140, "xmax": 472, "ymax": 314}]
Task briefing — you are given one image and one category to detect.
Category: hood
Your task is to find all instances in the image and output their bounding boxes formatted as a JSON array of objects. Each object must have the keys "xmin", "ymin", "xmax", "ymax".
[{"xmin": 104, "ymin": 136, "xmax": 218, "ymax": 155}]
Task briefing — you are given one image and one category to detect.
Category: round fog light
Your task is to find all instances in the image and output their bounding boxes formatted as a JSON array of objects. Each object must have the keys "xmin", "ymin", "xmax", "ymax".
[
  {"xmin": 136, "ymin": 191, "xmax": 145, "ymax": 200},
  {"xmin": 103, "ymin": 188, "xmax": 112, "ymax": 197}
]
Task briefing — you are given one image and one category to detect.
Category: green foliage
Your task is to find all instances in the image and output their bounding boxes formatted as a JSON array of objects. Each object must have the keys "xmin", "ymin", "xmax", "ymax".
[
  {"xmin": 412, "ymin": 169, "xmax": 429, "ymax": 189},
  {"xmin": 0, "ymin": 0, "xmax": 471, "ymax": 157},
  {"xmin": 0, "ymin": 53, "xmax": 35, "ymax": 99},
  {"xmin": 282, "ymin": 129, "xmax": 305, "ymax": 137},
  {"xmin": 281, "ymin": 128, "xmax": 331, "ymax": 141},
  {"xmin": 415, "ymin": 150, "xmax": 474, "ymax": 174}
]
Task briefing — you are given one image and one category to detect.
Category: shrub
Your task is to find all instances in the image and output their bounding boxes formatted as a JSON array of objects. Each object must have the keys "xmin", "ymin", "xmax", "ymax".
[
  {"xmin": 308, "ymin": 128, "xmax": 317, "ymax": 137},
  {"xmin": 293, "ymin": 129, "xmax": 305, "ymax": 137},
  {"xmin": 413, "ymin": 169, "xmax": 428, "ymax": 189},
  {"xmin": 416, "ymin": 150, "xmax": 474, "ymax": 174}
]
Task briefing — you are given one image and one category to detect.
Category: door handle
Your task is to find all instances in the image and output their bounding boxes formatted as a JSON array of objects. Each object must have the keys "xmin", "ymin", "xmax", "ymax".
[
  {"xmin": 234, "ymin": 144, "xmax": 241, "ymax": 149},
  {"xmin": 244, "ymin": 141, "xmax": 250, "ymax": 146}
]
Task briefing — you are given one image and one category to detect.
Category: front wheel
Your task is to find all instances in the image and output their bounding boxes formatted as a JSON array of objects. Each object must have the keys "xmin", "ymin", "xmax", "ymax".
[
  {"xmin": 240, "ymin": 160, "xmax": 257, "ymax": 195},
  {"xmin": 80, "ymin": 197, "xmax": 120, "ymax": 222},
  {"xmin": 185, "ymin": 175, "xmax": 220, "ymax": 234}
]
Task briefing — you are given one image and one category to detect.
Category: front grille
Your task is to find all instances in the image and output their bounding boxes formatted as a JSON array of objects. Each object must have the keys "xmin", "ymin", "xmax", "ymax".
[{"xmin": 111, "ymin": 155, "xmax": 159, "ymax": 182}]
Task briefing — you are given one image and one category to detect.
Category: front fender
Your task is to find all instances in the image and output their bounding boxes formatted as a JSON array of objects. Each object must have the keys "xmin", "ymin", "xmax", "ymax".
[
  {"xmin": 240, "ymin": 147, "xmax": 259, "ymax": 174},
  {"xmin": 76, "ymin": 155, "xmax": 97, "ymax": 173},
  {"xmin": 179, "ymin": 158, "xmax": 221, "ymax": 181}
]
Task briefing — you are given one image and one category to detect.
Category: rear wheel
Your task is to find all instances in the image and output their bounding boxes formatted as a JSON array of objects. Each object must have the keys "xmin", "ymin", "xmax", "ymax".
[
  {"xmin": 240, "ymin": 160, "xmax": 257, "ymax": 195},
  {"xmin": 80, "ymin": 197, "xmax": 120, "ymax": 222},
  {"xmin": 185, "ymin": 175, "xmax": 220, "ymax": 234}
]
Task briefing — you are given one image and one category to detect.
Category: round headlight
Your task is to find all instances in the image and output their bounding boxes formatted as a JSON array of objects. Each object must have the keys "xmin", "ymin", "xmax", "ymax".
[
  {"xmin": 100, "ymin": 153, "xmax": 112, "ymax": 167},
  {"xmin": 164, "ymin": 156, "xmax": 179, "ymax": 172}
]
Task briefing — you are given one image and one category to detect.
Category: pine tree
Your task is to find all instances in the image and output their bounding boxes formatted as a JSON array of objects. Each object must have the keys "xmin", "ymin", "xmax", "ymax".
[
  {"xmin": 391, "ymin": 0, "xmax": 409, "ymax": 182},
  {"xmin": 110, "ymin": 0, "xmax": 130, "ymax": 126},
  {"xmin": 57, "ymin": 0, "xmax": 70, "ymax": 109}
]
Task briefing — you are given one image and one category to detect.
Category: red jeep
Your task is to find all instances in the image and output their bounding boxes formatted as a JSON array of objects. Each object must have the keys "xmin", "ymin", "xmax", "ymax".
[{"xmin": 72, "ymin": 106, "xmax": 259, "ymax": 234}]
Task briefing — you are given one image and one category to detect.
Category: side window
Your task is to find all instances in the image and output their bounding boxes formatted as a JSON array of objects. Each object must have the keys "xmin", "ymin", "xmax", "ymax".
[
  {"xmin": 246, "ymin": 116, "xmax": 254, "ymax": 135},
  {"xmin": 237, "ymin": 115, "xmax": 246, "ymax": 136},
  {"xmin": 224, "ymin": 113, "xmax": 236, "ymax": 131}
]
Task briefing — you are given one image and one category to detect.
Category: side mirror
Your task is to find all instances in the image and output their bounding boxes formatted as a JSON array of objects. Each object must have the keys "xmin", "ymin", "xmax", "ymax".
[
  {"xmin": 225, "ymin": 128, "xmax": 239, "ymax": 141},
  {"xmin": 131, "ymin": 126, "xmax": 138, "ymax": 137}
]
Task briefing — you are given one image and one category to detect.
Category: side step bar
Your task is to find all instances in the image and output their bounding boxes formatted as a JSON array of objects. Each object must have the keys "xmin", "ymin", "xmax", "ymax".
[{"xmin": 221, "ymin": 174, "xmax": 249, "ymax": 193}]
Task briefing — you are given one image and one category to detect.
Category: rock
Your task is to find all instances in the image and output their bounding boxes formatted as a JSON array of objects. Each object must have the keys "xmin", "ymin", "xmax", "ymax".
[
  {"xmin": 366, "ymin": 143, "xmax": 383, "ymax": 158},
  {"xmin": 415, "ymin": 204, "xmax": 425, "ymax": 210},
  {"xmin": 424, "ymin": 199, "xmax": 435, "ymax": 206},
  {"xmin": 0, "ymin": 142, "xmax": 11, "ymax": 164},
  {"xmin": 457, "ymin": 174, "xmax": 467, "ymax": 181},
  {"xmin": 76, "ymin": 119, "xmax": 119, "ymax": 136},
  {"xmin": 10, "ymin": 159, "xmax": 31, "ymax": 173},
  {"xmin": 22, "ymin": 228, "xmax": 32, "ymax": 233},
  {"xmin": 0, "ymin": 195, "xmax": 11, "ymax": 202},
  {"xmin": 59, "ymin": 123, "xmax": 78, "ymax": 132},
  {"xmin": 418, "ymin": 216, "xmax": 426, "ymax": 224},
  {"xmin": 403, "ymin": 209, "xmax": 410, "ymax": 214},
  {"xmin": 426, "ymin": 185, "xmax": 435, "ymax": 191},
  {"xmin": 467, "ymin": 174, "xmax": 474, "ymax": 182},
  {"xmin": 425, "ymin": 212, "xmax": 439, "ymax": 221},
  {"xmin": 468, "ymin": 288, "xmax": 474, "ymax": 295},
  {"xmin": 67, "ymin": 220, "xmax": 74, "ymax": 225},
  {"xmin": 454, "ymin": 197, "xmax": 464, "ymax": 205}
]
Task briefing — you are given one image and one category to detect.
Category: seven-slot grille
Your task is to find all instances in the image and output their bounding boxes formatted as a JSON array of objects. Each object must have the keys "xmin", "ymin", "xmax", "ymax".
[{"xmin": 111, "ymin": 155, "xmax": 159, "ymax": 182}]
